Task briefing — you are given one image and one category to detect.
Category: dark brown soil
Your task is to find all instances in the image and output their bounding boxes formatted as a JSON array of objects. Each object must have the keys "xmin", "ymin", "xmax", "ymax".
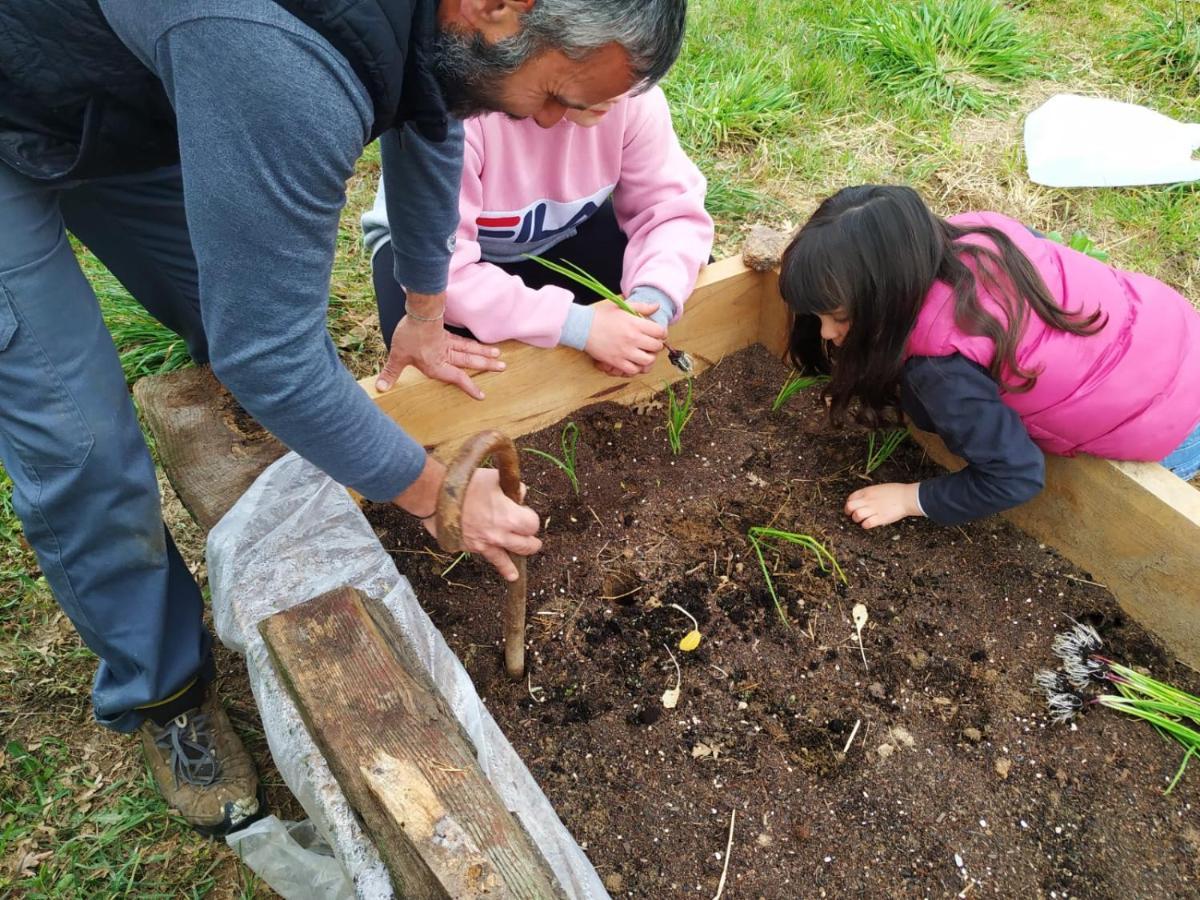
[{"xmin": 365, "ymin": 345, "xmax": 1200, "ymax": 899}]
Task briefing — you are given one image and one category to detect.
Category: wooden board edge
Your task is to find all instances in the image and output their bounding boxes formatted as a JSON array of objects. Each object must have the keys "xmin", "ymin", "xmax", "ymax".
[
  {"xmin": 756, "ymin": 267, "xmax": 791, "ymax": 361},
  {"xmin": 360, "ymin": 256, "xmax": 768, "ymax": 451},
  {"xmin": 258, "ymin": 586, "xmax": 566, "ymax": 899}
]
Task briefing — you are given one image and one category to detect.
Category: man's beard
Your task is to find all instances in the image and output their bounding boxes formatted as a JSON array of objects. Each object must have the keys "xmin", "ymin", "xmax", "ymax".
[{"xmin": 431, "ymin": 27, "xmax": 538, "ymax": 119}]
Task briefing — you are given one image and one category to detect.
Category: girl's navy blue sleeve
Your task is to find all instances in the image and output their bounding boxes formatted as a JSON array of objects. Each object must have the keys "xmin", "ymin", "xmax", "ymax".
[{"xmin": 901, "ymin": 355, "xmax": 1045, "ymax": 524}]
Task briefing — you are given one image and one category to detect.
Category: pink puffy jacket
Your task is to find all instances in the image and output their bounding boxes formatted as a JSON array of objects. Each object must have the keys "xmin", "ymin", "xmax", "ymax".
[{"xmin": 905, "ymin": 212, "xmax": 1200, "ymax": 459}]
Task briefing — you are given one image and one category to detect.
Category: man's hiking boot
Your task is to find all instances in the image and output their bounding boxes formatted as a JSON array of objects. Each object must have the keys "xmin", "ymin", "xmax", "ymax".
[{"xmin": 138, "ymin": 689, "xmax": 264, "ymax": 837}]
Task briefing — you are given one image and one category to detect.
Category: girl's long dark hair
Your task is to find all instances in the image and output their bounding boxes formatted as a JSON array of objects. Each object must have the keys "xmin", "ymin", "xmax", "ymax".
[{"xmin": 779, "ymin": 185, "xmax": 1106, "ymax": 427}]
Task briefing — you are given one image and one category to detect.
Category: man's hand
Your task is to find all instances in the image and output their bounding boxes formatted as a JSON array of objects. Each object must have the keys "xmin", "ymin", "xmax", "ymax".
[
  {"xmin": 845, "ymin": 482, "xmax": 924, "ymax": 529},
  {"xmin": 434, "ymin": 468, "xmax": 542, "ymax": 580},
  {"xmin": 394, "ymin": 456, "xmax": 541, "ymax": 581},
  {"xmin": 375, "ymin": 291, "xmax": 505, "ymax": 397},
  {"xmin": 584, "ymin": 302, "xmax": 666, "ymax": 377}
]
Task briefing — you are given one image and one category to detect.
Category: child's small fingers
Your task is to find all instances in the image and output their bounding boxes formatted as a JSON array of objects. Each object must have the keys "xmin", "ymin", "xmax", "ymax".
[
  {"xmin": 632, "ymin": 326, "xmax": 666, "ymax": 349},
  {"xmin": 631, "ymin": 315, "xmax": 667, "ymax": 338}
]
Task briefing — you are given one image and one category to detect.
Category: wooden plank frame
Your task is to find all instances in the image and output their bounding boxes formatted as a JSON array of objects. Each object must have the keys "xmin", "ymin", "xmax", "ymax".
[
  {"xmin": 260, "ymin": 587, "xmax": 565, "ymax": 899},
  {"xmin": 362, "ymin": 257, "xmax": 1200, "ymax": 669},
  {"xmin": 361, "ymin": 257, "xmax": 787, "ymax": 450}
]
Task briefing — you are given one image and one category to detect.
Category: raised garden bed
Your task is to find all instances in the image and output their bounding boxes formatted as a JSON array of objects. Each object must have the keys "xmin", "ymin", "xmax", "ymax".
[
  {"xmin": 138, "ymin": 256, "xmax": 1200, "ymax": 897},
  {"xmin": 365, "ymin": 343, "xmax": 1200, "ymax": 897}
]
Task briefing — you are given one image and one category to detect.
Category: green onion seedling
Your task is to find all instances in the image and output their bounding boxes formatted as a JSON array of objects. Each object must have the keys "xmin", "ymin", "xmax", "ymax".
[
  {"xmin": 771, "ymin": 372, "xmax": 830, "ymax": 412},
  {"xmin": 522, "ymin": 420, "xmax": 580, "ymax": 494},
  {"xmin": 525, "ymin": 254, "xmax": 693, "ymax": 372},
  {"xmin": 865, "ymin": 427, "xmax": 909, "ymax": 475},
  {"xmin": 665, "ymin": 377, "xmax": 696, "ymax": 456},
  {"xmin": 747, "ymin": 526, "xmax": 847, "ymax": 625}
]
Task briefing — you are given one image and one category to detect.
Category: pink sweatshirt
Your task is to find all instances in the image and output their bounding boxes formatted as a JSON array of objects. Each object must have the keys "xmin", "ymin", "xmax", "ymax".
[
  {"xmin": 371, "ymin": 88, "xmax": 713, "ymax": 348},
  {"xmin": 906, "ymin": 212, "xmax": 1200, "ymax": 460}
]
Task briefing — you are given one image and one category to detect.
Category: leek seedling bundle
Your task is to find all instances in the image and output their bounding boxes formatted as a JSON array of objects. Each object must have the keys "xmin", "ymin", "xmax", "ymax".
[
  {"xmin": 1036, "ymin": 622, "xmax": 1200, "ymax": 793},
  {"xmin": 525, "ymin": 255, "xmax": 693, "ymax": 373}
]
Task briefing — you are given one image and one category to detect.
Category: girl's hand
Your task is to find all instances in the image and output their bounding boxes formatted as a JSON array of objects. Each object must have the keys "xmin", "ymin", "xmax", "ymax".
[
  {"xmin": 585, "ymin": 302, "xmax": 666, "ymax": 376},
  {"xmin": 845, "ymin": 482, "xmax": 924, "ymax": 529}
]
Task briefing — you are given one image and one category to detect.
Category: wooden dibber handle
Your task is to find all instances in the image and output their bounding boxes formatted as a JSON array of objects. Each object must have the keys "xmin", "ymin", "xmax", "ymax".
[{"xmin": 435, "ymin": 431, "xmax": 527, "ymax": 680}]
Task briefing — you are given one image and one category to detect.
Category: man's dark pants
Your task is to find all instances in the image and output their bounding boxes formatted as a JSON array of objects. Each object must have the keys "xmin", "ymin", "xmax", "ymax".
[{"xmin": 0, "ymin": 161, "xmax": 213, "ymax": 732}]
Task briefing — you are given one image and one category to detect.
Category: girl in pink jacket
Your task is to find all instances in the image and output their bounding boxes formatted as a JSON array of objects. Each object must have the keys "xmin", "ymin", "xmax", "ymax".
[
  {"xmin": 777, "ymin": 185, "xmax": 1200, "ymax": 528},
  {"xmin": 363, "ymin": 87, "xmax": 714, "ymax": 377}
]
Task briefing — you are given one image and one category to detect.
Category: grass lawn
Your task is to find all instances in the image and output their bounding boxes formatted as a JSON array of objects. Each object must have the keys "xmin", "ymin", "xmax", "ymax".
[{"xmin": 2, "ymin": 0, "xmax": 1197, "ymax": 894}]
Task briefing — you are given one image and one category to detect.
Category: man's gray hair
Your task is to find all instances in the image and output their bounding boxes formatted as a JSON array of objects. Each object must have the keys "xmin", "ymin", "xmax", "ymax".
[
  {"xmin": 432, "ymin": 1, "xmax": 688, "ymax": 118},
  {"xmin": 517, "ymin": 0, "xmax": 688, "ymax": 90}
]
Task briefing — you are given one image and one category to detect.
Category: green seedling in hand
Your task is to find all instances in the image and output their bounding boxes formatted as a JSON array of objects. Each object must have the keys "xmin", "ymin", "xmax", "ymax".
[{"xmin": 525, "ymin": 254, "xmax": 693, "ymax": 373}]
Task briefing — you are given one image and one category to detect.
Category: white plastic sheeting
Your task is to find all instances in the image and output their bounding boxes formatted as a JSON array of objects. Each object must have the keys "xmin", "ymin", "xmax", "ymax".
[
  {"xmin": 1025, "ymin": 94, "xmax": 1200, "ymax": 188},
  {"xmin": 225, "ymin": 817, "xmax": 354, "ymax": 900},
  {"xmin": 207, "ymin": 452, "xmax": 607, "ymax": 900}
]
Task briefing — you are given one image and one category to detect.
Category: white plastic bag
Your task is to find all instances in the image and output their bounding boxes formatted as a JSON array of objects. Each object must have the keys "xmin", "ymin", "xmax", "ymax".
[
  {"xmin": 207, "ymin": 452, "xmax": 608, "ymax": 899},
  {"xmin": 1025, "ymin": 94, "xmax": 1200, "ymax": 187},
  {"xmin": 226, "ymin": 816, "xmax": 354, "ymax": 900}
]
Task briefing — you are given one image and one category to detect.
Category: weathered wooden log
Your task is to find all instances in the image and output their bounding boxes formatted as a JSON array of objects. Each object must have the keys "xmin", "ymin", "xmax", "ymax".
[
  {"xmin": 134, "ymin": 365, "xmax": 285, "ymax": 531},
  {"xmin": 259, "ymin": 586, "xmax": 565, "ymax": 899}
]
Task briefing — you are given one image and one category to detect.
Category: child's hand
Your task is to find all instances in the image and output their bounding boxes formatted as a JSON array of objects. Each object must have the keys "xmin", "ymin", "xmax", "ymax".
[
  {"xmin": 845, "ymin": 482, "xmax": 924, "ymax": 529},
  {"xmin": 585, "ymin": 302, "xmax": 666, "ymax": 376}
]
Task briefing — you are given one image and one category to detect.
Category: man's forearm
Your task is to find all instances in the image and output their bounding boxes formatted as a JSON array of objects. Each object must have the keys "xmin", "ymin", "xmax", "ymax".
[{"xmin": 381, "ymin": 121, "xmax": 464, "ymax": 294}]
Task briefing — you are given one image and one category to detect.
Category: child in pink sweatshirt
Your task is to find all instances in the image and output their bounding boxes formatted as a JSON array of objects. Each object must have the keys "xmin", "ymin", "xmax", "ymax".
[{"xmin": 362, "ymin": 86, "xmax": 714, "ymax": 376}]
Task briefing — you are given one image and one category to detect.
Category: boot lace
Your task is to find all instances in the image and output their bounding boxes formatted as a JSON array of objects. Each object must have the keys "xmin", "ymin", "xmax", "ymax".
[{"xmin": 152, "ymin": 712, "xmax": 222, "ymax": 788}]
